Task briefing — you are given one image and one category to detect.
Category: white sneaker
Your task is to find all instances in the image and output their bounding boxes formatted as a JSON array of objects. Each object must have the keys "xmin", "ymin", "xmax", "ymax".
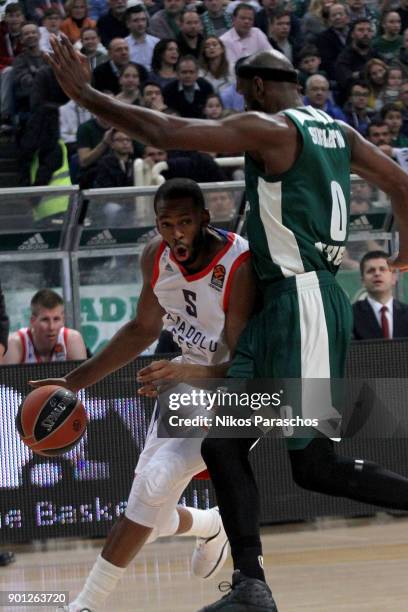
[{"xmin": 191, "ymin": 507, "xmax": 229, "ymax": 579}]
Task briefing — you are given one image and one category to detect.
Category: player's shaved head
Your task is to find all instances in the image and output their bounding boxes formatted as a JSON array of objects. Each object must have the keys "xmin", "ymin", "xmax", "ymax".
[{"xmin": 244, "ymin": 49, "xmax": 294, "ymax": 72}]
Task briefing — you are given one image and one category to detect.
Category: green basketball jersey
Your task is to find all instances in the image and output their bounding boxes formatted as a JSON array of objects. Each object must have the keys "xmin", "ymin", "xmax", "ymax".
[{"xmin": 244, "ymin": 105, "xmax": 351, "ymax": 285}]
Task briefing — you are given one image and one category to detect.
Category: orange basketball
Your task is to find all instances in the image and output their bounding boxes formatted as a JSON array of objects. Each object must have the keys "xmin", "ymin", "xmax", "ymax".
[{"xmin": 16, "ymin": 385, "xmax": 87, "ymax": 457}]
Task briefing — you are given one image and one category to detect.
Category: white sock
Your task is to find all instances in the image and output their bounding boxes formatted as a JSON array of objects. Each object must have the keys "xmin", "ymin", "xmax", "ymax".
[
  {"xmin": 179, "ymin": 507, "xmax": 220, "ymax": 539},
  {"xmin": 71, "ymin": 554, "xmax": 126, "ymax": 611}
]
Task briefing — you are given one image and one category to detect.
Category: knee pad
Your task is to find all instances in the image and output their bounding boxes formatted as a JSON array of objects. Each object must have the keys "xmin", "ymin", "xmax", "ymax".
[
  {"xmin": 145, "ymin": 510, "xmax": 179, "ymax": 544},
  {"xmin": 125, "ymin": 452, "xmax": 187, "ymax": 526}
]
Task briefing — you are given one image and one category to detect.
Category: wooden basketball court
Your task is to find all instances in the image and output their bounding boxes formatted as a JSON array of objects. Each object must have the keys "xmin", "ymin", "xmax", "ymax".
[{"xmin": 2, "ymin": 515, "xmax": 408, "ymax": 611}]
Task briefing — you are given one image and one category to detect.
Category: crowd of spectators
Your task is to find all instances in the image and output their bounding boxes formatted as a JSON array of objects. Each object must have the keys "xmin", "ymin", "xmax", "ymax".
[{"xmin": 1, "ymin": 0, "xmax": 408, "ymax": 189}]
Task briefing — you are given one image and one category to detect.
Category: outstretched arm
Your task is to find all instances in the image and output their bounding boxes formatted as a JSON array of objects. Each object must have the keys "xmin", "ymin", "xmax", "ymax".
[
  {"xmin": 30, "ymin": 240, "xmax": 165, "ymax": 391},
  {"xmin": 46, "ymin": 36, "xmax": 285, "ymax": 155},
  {"xmin": 344, "ymin": 123, "xmax": 408, "ymax": 271}
]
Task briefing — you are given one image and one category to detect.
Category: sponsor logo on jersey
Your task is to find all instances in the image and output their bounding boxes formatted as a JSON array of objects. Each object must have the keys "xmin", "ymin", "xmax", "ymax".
[
  {"xmin": 315, "ymin": 241, "xmax": 345, "ymax": 266},
  {"xmin": 210, "ymin": 264, "xmax": 226, "ymax": 290}
]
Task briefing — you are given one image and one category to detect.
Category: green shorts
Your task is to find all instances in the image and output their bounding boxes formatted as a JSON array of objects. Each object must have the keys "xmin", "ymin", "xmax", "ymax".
[{"xmin": 228, "ymin": 270, "xmax": 353, "ymax": 450}]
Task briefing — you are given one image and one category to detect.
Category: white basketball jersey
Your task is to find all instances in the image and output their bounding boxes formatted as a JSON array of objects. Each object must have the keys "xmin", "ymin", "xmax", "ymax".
[
  {"xmin": 152, "ymin": 230, "xmax": 250, "ymax": 366},
  {"xmin": 17, "ymin": 327, "xmax": 69, "ymax": 363}
]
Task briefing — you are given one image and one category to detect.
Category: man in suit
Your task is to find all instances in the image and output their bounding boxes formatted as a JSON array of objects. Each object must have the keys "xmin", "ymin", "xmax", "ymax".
[
  {"xmin": 93, "ymin": 37, "xmax": 129, "ymax": 94},
  {"xmin": 353, "ymin": 250, "xmax": 408, "ymax": 339},
  {"xmin": 162, "ymin": 55, "xmax": 213, "ymax": 118}
]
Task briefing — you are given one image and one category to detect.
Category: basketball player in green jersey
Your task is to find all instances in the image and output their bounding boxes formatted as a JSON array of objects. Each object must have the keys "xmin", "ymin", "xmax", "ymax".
[{"xmin": 46, "ymin": 39, "xmax": 408, "ymax": 611}]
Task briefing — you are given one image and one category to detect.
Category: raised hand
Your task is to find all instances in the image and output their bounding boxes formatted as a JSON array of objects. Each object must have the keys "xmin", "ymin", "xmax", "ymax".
[{"xmin": 45, "ymin": 34, "xmax": 91, "ymax": 104}]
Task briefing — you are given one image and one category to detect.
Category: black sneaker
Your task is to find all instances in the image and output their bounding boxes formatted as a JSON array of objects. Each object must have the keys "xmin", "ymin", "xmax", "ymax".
[{"xmin": 197, "ymin": 570, "xmax": 278, "ymax": 611}]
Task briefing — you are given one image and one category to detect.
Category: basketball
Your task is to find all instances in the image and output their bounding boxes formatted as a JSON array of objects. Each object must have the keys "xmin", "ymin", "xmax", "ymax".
[{"xmin": 16, "ymin": 385, "xmax": 87, "ymax": 457}]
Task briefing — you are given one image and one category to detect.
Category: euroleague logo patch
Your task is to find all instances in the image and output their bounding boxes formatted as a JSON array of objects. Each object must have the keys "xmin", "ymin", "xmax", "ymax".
[{"xmin": 210, "ymin": 264, "xmax": 226, "ymax": 291}]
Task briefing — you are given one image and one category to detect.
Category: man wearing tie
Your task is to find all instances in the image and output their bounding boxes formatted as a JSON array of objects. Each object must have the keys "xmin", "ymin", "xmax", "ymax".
[{"xmin": 353, "ymin": 250, "xmax": 408, "ymax": 339}]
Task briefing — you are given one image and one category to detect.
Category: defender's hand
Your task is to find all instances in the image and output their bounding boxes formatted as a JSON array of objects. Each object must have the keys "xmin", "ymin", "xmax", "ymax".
[{"xmin": 45, "ymin": 34, "xmax": 91, "ymax": 104}]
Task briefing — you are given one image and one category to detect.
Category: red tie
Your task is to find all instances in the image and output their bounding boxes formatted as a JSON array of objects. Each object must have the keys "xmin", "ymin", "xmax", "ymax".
[{"xmin": 381, "ymin": 305, "xmax": 390, "ymax": 339}]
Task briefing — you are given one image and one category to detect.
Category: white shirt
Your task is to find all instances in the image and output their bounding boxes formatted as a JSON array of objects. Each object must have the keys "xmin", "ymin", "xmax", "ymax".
[
  {"xmin": 59, "ymin": 101, "xmax": 92, "ymax": 144},
  {"xmin": 220, "ymin": 27, "xmax": 272, "ymax": 67},
  {"xmin": 367, "ymin": 296, "xmax": 394, "ymax": 338},
  {"xmin": 125, "ymin": 33, "xmax": 159, "ymax": 71}
]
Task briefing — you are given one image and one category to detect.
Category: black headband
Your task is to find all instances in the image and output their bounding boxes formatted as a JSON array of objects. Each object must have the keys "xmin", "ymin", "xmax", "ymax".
[{"xmin": 236, "ymin": 64, "xmax": 298, "ymax": 84}]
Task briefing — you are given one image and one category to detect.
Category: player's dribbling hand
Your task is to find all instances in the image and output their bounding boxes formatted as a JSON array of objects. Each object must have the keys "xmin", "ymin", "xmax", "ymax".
[{"xmin": 44, "ymin": 34, "xmax": 92, "ymax": 104}]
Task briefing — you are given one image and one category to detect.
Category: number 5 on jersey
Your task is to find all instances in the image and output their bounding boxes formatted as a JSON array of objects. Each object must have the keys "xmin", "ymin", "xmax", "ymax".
[{"xmin": 183, "ymin": 289, "xmax": 197, "ymax": 318}]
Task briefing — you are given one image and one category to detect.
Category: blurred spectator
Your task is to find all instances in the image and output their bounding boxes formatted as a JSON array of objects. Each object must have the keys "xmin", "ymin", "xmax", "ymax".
[
  {"xmin": 39, "ymin": 9, "xmax": 63, "ymax": 53},
  {"xmin": 25, "ymin": 0, "xmax": 65, "ymax": 25},
  {"xmin": 220, "ymin": 3, "xmax": 271, "ymax": 67},
  {"xmin": 372, "ymin": 11, "xmax": 402, "ymax": 64},
  {"xmin": 345, "ymin": 0, "xmax": 378, "ymax": 30},
  {"xmin": 316, "ymin": 3, "xmax": 349, "ymax": 82},
  {"xmin": 163, "ymin": 55, "xmax": 213, "ymax": 117},
  {"xmin": 0, "ymin": 280, "xmax": 9, "ymax": 363},
  {"xmin": 94, "ymin": 129, "xmax": 134, "ymax": 187},
  {"xmin": 378, "ymin": 64, "xmax": 404, "ymax": 105},
  {"xmin": 148, "ymin": 0, "xmax": 186, "ymax": 40},
  {"xmin": 366, "ymin": 118, "xmax": 398, "ymax": 159},
  {"xmin": 88, "ymin": 0, "xmax": 108, "ymax": 22},
  {"xmin": 398, "ymin": 26, "xmax": 408, "ymax": 72},
  {"xmin": 381, "ymin": 102, "xmax": 408, "ymax": 146},
  {"xmin": 148, "ymin": 38, "xmax": 179, "ymax": 88},
  {"xmin": 79, "ymin": 26, "xmax": 107, "ymax": 70},
  {"xmin": 97, "ymin": 0, "xmax": 128, "ymax": 48},
  {"xmin": 176, "ymin": 8, "xmax": 203, "ymax": 58},
  {"xmin": 3, "ymin": 289, "xmax": 87, "ymax": 364},
  {"xmin": 268, "ymin": 9, "xmax": 296, "ymax": 62},
  {"xmin": 203, "ymin": 92, "xmax": 224, "ymax": 119},
  {"xmin": 141, "ymin": 80, "xmax": 168, "ymax": 110},
  {"xmin": 398, "ymin": 0, "xmax": 408, "ymax": 34},
  {"xmin": 297, "ymin": 45, "xmax": 326, "ymax": 91},
  {"xmin": 125, "ymin": 5, "xmax": 159, "ymax": 70},
  {"xmin": 77, "ymin": 115, "xmax": 113, "ymax": 187},
  {"xmin": 399, "ymin": 79, "xmax": 408, "ymax": 135},
  {"xmin": 116, "ymin": 61, "xmax": 143, "ymax": 104},
  {"xmin": 13, "ymin": 23, "xmax": 45, "ymax": 119},
  {"xmin": 93, "ymin": 37, "xmax": 129, "ymax": 93},
  {"xmin": 142, "ymin": 145, "xmax": 227, "ymax": 181},
  {"xmin": 335, "ymin": 18, "xmax": 375, "ymax": 104},
  {"xmin": 343, "ymin": 80, "xmax": 372, "ymax": 133},
  {"xmin": 363, "ymin": 57, "xmax": 387, "ymax": 110},
  {"xmin": 0, "ymin": 3, "xmax": 24, "ymax": 128},
  {"xmin": 201, "ymin": 0, "xmax": 232, "ymax": 38},
  {"xmin": 301, "ymin": 0, "xmax": 333, "ymax": 43},
  {"xmin": 353, "ymin": 250, "xmax": 408, "ymax": 340},
  {"xmin": 199, "ymin": 35, "xmax": 233, "ymax": 93},
  {"xmin": 0, "ymin": 3, "xmax": 23, "ymax": 71},
  {"xmin": 256, "ymin": 0, "xmax": 301, "ymax": 43},
  {"xmin": 18, "ymin": 65, "xmax": 68, "ymax": 186},
  {"xmin": 304, "ymin": 74, "xmax": 347, "ymax": 119},
  {"xmin": 206, "ymin": 190, "xmax": 236, "ymax": 222},
  {"xmin": 60, "ymin": 0, "xmax": 96, "ymax": 44},
  {"xmin": 59, "ymin": 99, "xmax": 91, "ymax": 157}
]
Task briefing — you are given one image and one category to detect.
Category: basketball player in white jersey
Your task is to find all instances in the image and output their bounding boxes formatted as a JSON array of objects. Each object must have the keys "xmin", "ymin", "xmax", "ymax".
[
  {"xmin": 31, "ymin": 178, "xmax": 255, "ymax": 612},
  {"xmin": 4, "ymin": 289, "xmax": 87, "ymax": 364}
]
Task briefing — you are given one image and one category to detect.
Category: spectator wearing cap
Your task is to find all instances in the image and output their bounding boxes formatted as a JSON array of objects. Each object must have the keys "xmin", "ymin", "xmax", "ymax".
[
  {"xmin": 125, "ymin": 5, "xmax": 159, "ymax": 70},
  {"xmin": 79, "ymin": 26, "xmax": 107, "ymax": 70},
  {"xmin": 148, "ymin": 0, "xmax": 186, "ymax": 40},
  {"xmin": 176, "ymin": 9, "xmax": 204, "ymax": 58},
  {"xmin": 304, "ymin": 74, "xmax": 347, "ymax": 120},
  {"xmin": 97, "ymin": 0, "xmax": 129, "ymax": 48},
  {"xmin": 162, "ymin": 55, "xmax": 213, "ymax": 118},
  {"xmin": 93, "ymin": 37, "xmax": 129, "ymax": 93},
  {"xmin": 60, "ymin": 0, "xmax": 96, "ymax": 44},
  {"xmin": 201, "ymin": 0, "xmax": 232, "ymax": 38},
  {"xmin": 335, "ymin": 18, "xmax": 376, "ymax": 104},
  {"xmin": 0, "ymin": 3, "xmax": 24, "ymax": 128},
  {"xmin": 220, "ymin": 3, "xmax": 271, "ymax": 67},
  {"xmin": 316, "ymin": 3, "xmax": 349, "ymax": 82}
]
